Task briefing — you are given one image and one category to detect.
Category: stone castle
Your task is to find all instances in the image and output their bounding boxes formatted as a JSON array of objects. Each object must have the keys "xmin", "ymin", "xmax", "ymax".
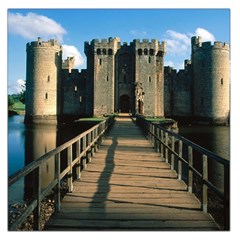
[{"xmin": 24, "ymin": 36, "xmax": 230, "ymax": 125}]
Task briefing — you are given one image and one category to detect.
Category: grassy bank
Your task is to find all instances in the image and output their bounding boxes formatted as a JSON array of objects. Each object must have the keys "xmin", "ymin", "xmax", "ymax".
[{"xmin": 8, "ymin": 101, "xmax": 25, "ymax": 115}]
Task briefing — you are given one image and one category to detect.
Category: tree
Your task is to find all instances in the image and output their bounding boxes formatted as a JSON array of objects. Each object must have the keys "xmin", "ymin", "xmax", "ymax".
[{"xmin": 8, "ymin": 95, "xmax": 14, "ymax": 108}]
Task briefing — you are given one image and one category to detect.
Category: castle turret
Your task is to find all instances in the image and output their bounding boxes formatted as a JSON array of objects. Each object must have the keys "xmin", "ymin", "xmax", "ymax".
[
  {"xmin": 62, "ymin": 57, "xmax": 75, "ymax": 73},
  {"xmin": 133, "ymin": 39, "xmax": 166, "ymax": 116},
  {"xmin": 25, "ymin": 38, "xmax": 62, "ymax": 124},
  {"xmin": 191, "ymin": 36, "xmax": 230, "ymax": 124}
]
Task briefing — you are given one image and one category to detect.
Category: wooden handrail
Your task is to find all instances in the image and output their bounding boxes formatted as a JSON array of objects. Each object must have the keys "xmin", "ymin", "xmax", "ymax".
[
  {"xmin": 8, "ymin": 115, "xmax": 115, "ymax": 230},
  {"xmin": 136, "ymin": 115, "xmax": 230, "ymax": 230}
]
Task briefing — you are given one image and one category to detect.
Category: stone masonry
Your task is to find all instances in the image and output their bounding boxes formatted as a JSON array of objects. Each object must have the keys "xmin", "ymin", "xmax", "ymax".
[{"xmin": 24, "ymin": 36, "xmax": 230, "ymax": 125}]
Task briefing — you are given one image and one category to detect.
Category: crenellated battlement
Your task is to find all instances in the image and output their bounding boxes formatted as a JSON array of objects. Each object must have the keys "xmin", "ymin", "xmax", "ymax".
[
  {"xmin": 26, "ymin": 37, "xmax": 62, "ymax": 51},
  {"xmin": 133, "ymin": 39, "xmax": 166, "ymax": 53},
  {"xmin": 85, "ymin": 37, "xmax": 121, "ymax": 46},
  {"xmin": 84, "ymin": 37, "xmax": 121, "ymax": 55},
  {"xmin": 192, "ymin": 36, "xmax": 229, "ymax": 52}
]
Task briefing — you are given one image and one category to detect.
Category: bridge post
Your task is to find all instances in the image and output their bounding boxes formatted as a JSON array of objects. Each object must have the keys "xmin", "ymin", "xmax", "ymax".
[
  {"xmin": 156, "ymin": 128, "xmax": 160, "ymax": 153},
  {"xmin": 188, "ymin": 146, "xmax": 193, "ymax": 193},
  {"xmin": 171, "ymin": 136, "xmax": 175, "ymax": 170},
  {"xmin": 94, "ymin": 128, "xmax": 98, "ymax": 152},
  {"xmin": 178, "ymin": 140, "xmax": 183, "ymax": 180},
  {"xmin": 202, "ymin": 155, "xmax": 208, "ymax": 213},
  {"xmin": 160, "ymin": 130, "xmax": 164, "ymax": 158},
  {"xmin": 82, "ymin": 136, "xmax": 87, "ymax": 169},
  {"xmin": 67, "ymin": 145, "xmax": 73, "ymax": 192},
  {"xmin": 165, "ymin": 132, "xmax": 169, "ymax": 164},
  {"xmin": 76, "ymin": 139, "xmax": 81, "ymax": 180},
  {"xmin": 54, "ymin": 153, "xmax": 61, "ymax": 211},
  {"xmin": 33, "ymin": 167, "xmax": 41, "ymax": 230},
  {"xmin": 224, "ymin": 165, "xmax": 230, "ymax": 230},
  {"xmin": 90, "ymin": 131, "xmax": 95, "ymax": 157}
]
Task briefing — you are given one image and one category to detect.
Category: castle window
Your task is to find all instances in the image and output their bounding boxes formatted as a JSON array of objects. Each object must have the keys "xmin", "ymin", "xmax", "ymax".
[
  {"xmin": 150, "ymin": 49, "xmax": 154, "ymax": 55},
  {"xmin": 221, "ymin": 78, "xmax": 224, "ymax": 85},
  {"xmin": 99, "ymin": 58, "xmax": 102, "ymax": 65},
  {"xmin": 74, "ymin": 86, "xmax": 77, "ymax": 91},
  {"xmin": 79, "ymin": 96, "xmax": 82, "ymax": 102},
  {"xmin": 47, "ymin": 75, "xmax": 50, "ymax": 82},
  {"xmin": 102, "ymin": 48, "xmax": 107, "ymax": 55},
  {"xmin": 107, "ymin": 76, "xmax": 109, "ymax": 82},
  {"xmin": 97, "ymin": 49, "xmax": 101, "ymax": 55},
  {"xmin": 157, "ymin": 74, "xmax": 159, "ymax": 81},
  {"xmin": 148, "ymin": 56, "xmax": 151, "ymax": 63},
  {"xmin": 148, "ymin": 76, "xmax": 151, "ymax": 83},
  {"xmin": 144, "ymin": 48, "xmax": 148, "ymax": 55},
  {"xmin": 45, "ymin": 93, "xmax": 48, "ymax": 100},
  {"xmin": 108, "ymin": 49, "xmax": 113, "ymax": 55},
  {"xmin": 138, "ymin": 49, "xmax": 142, "ymax": 55}
]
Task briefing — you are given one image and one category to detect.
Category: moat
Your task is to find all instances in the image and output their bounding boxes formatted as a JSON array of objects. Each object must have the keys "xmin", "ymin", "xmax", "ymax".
[{"xmin": 8, "ymin": 115, "xmax": 230, "ymax": 204}]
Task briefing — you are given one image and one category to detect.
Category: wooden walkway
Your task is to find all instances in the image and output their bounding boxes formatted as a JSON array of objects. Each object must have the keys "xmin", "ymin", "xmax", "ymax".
[{"xmin": 44, "ymin": 116, "xmax": 219, "ymax": 231}]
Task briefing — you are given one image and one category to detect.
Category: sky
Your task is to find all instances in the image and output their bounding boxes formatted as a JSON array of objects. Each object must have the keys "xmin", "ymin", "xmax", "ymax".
[{"xmin": 7, "ymin": 8, "xmax": 230, "ymax": 94}]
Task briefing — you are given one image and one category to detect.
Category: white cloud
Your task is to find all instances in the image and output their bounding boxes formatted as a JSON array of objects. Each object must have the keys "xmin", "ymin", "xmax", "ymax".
[
  {"xmin": 8, "ymin": 79, "xmax": 25, "ymax": 94},
  {"xmin": 163, "ymin": 27, "xmax": 215, "ymax": 57},
  {"xmin": 164, "ymin": 30, "xmax": 191, "ymax": 56},
  {"xmin": 130, "ymin": 29, "xmax": 147, "ymax": 38},
  {"xmin": 195, "ymin": 28, "xmax": 216, "ymax": 42},
  {"xmin": 62, "ymin": 45, "xmax": 85, "ymax": 67},
  {"xmin": 8, "ymin": 12, "xmax": 67, "ymax": 42}
]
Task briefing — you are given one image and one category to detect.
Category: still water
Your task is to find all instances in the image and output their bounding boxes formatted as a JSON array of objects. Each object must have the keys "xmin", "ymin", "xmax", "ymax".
[
  {"xmin": 8, "ymin": 115, "xmax": 98, "ymax": 204},
  {"xmin": 178, "ymin": 124, "xmax": 230, "ymax": 160}
]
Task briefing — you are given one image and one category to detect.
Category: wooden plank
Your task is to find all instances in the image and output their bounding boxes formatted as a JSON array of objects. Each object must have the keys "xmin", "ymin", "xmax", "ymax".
[
  {"xmin": 67, "ymin": 192, "xmax": 195, "ymax": 198},
  {"xmin": 59, "ymin": 206, "xmax": 205, "ymax": 214},
  {"xmin": 45, "ymin": 219, "xmax": 218, "ymax": 230},
  {"xmin": 51, "ymin": 212, "xmax": 211, "ymax": 221},
  {"xmin": 61, "ymin": 202, "xmax": 201, "ymax": 209}
]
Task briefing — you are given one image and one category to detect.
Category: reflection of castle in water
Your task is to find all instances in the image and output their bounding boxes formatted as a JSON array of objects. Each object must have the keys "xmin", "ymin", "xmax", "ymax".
[{"xmin": 24, "ymin": 124, "xmax": 57, "ymax": 200}]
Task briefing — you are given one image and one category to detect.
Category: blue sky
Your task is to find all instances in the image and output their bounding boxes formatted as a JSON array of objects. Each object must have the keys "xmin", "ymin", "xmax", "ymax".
[{"xmin": 7, "ymin": 8, "xmax": 230, "ymax": 94}]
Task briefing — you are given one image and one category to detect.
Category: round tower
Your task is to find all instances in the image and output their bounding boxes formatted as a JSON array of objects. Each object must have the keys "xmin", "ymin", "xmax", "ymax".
[
  {"xmin": 191, "ymin": 36, "xmax": 230, "ymax": 124},
  {"xmin": 25, "ymin": 38, "xmax": 62, "ymax": 124}
]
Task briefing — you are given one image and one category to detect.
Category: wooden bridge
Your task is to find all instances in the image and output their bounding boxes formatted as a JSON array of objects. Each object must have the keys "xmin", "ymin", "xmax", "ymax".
[{"xmin": 9, "ymin": 114, "xmax": 229, "ymax": 231}]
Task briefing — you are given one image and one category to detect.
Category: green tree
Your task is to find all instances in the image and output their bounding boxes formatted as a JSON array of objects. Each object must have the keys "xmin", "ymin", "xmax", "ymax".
[{"xmin": 8, "ymin": 95, "xmax": 14, "ymax": 108}]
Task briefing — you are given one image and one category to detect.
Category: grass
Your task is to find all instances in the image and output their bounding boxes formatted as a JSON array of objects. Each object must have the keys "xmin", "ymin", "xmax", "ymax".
[
  {"xmin": 9, "ymin": 101, "xmax": 25, "ymax": 115},
  {"xmin": 12, "ymin": 102, "xmax": 25, "ymax": 111},
  {"xmin": 77, "ymin": 117, "xmax": 105, "ymax": 122},
  {"xmin": 145, "ymin": 117, "xmax": 174, "ymax": 123}
]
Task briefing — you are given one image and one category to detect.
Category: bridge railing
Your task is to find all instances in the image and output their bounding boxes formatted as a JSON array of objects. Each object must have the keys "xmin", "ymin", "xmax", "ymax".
[
  {"xmin": 8, "ymin": 116, "xmax": 115, "ymax": 230},
  {"xmin": 136, "ymin": 115, "xmax": 230, "ymax": 230}
]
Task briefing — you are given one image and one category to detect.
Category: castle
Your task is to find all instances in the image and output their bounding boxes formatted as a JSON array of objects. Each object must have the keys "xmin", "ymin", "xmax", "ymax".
[{"xmin": 24, "ymin": 36, "xmax": 230, "ymax": 125}]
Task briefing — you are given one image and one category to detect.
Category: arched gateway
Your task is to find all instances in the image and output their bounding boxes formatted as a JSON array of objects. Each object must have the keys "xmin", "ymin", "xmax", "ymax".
[{"xmin": 120, "ymin": 94, "xmax": 131, "ymax": 113}]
